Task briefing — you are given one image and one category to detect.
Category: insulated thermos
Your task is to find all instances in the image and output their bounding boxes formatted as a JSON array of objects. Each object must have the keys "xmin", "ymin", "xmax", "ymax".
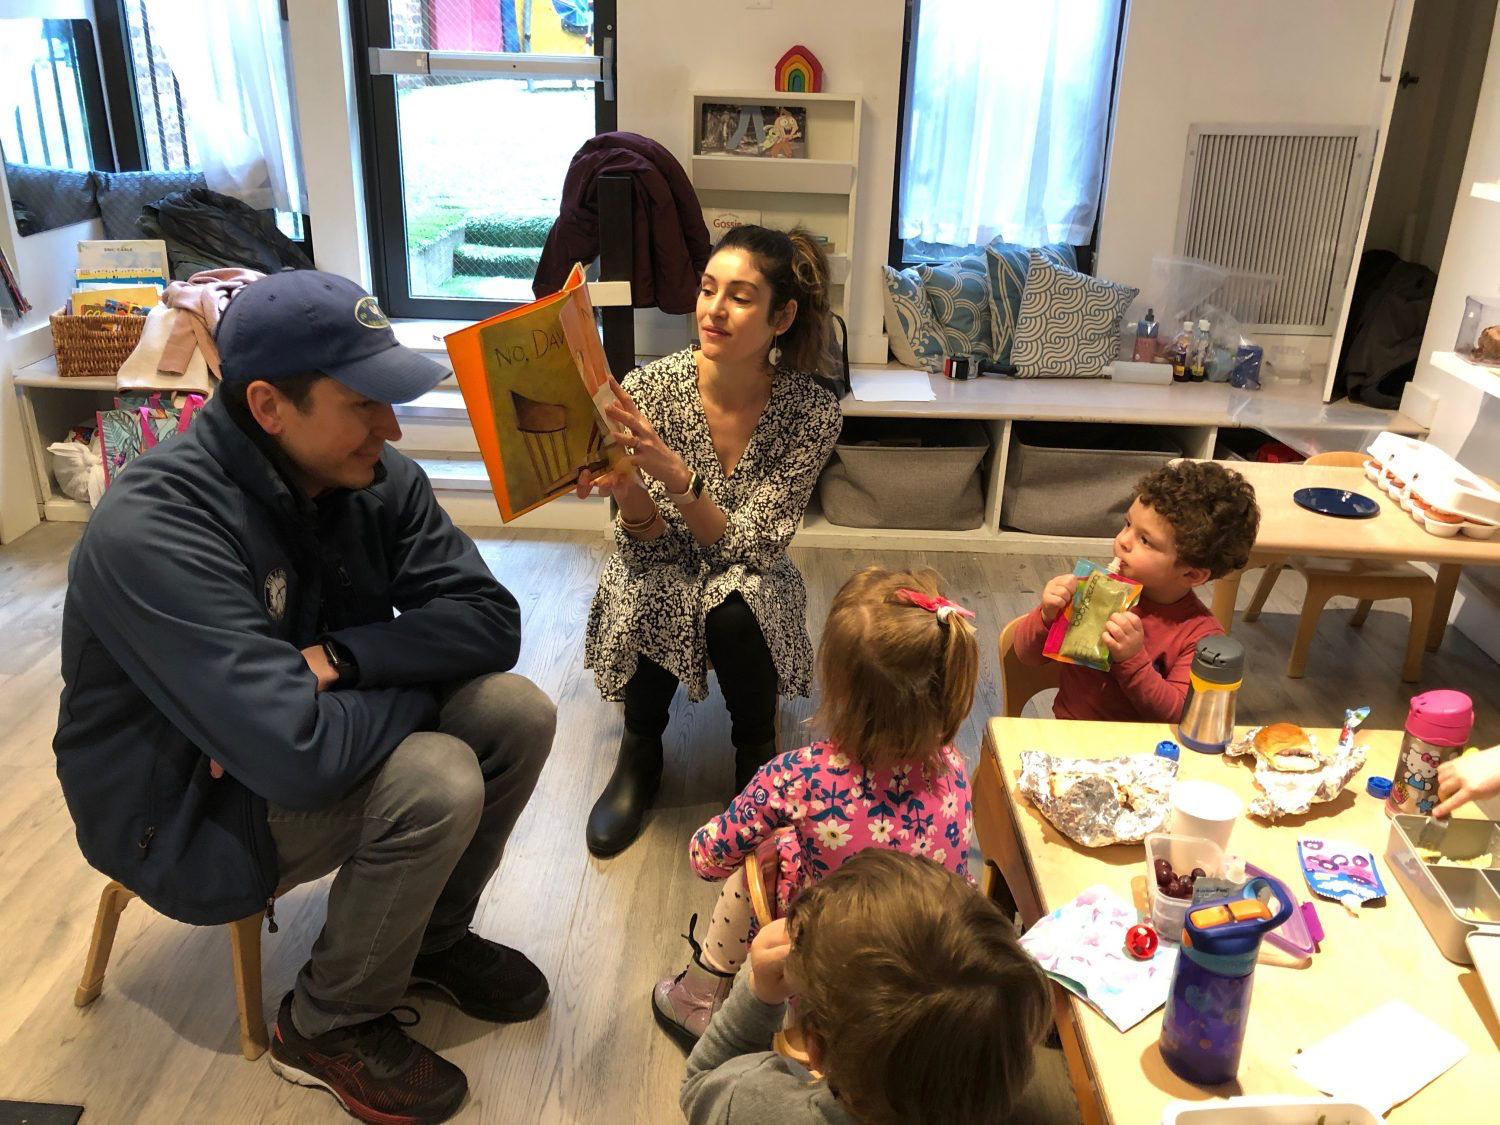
[
  {"xmin": 1159, "ymin": 874, "xmax": 1294, "ymax": 1085},
  {"xmin": 1176, "ymin": 635, "xmax": 1245, "ymax": 755},
  {"xmin": 1386, "ymin": 689, "xmax": 1474, "ymax": 816}
]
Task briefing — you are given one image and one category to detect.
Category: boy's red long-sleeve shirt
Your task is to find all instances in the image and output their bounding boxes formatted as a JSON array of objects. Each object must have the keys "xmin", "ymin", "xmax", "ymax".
[{"xmin": 1011, "ymin": 592, "xmax": 1224, "ymax": 723}]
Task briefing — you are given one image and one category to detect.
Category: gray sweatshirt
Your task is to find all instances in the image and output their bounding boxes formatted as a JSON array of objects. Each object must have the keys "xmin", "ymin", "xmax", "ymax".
[{"xmin": 680, "ymin": 975, "xmax": 851, "ymax": 1124}]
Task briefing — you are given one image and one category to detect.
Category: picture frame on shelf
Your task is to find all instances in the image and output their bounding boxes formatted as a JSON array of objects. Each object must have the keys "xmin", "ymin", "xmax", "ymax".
[{"xmin": 698, "ymin": 103, "xmax": 807, "ymax": 159}]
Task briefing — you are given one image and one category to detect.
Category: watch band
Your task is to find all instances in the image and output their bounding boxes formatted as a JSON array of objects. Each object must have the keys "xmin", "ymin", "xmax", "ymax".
[
  {"xmin": 320, "ymin": 637, "xmax": 359, "ymax": 689},
  {"xmin": 665, "ymin": 469, "xmax": 705, "ymax": 507}
]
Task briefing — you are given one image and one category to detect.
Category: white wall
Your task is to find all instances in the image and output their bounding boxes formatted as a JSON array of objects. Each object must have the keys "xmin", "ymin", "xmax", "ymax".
[
  {"xmin": 1401, "ymin": 10, "xmax": 1500, "ymax": 662},
  {"xmin": 1365, "ymin": 0, "xmax": 1496, "ymax": 272},
  {"xmin": 1099, "ymin": 0, "xmax": 1406, "ymax": 370},
  {"xmin": 284, "ymin": 0, "xmax": 369, "ymax": 287},
  {"xmin": 618, "ymin": 0, "xmax": 906, "ymax": 363},
  {"xmin": 0, "ymin": 0, "xmax": 96, "ymax": 541}
]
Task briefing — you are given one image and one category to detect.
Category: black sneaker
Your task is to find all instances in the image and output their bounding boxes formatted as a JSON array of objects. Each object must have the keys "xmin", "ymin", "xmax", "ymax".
[
  {"xmin": 409, "ymin": 932, "xmax": 549, "ymax": 1022},
  {"xmin": 269, "ymin": 991, "xmax": 467, "ymax": 1125}
]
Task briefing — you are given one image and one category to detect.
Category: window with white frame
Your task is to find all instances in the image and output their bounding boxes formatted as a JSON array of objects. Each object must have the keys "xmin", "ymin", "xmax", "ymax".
[{"xmin": 897, "ymin": 0, "xmax": 1124, "ymax": 263}]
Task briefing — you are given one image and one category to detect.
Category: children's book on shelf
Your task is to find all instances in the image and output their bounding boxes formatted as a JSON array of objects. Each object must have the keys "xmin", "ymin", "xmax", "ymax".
[
  {"xmin": 71, "ymin": 240, "xmax": 168, "ymax": 308},
  {"xmin": 444, "ymin": 263, "xmax": 625, "ymax": 522}
]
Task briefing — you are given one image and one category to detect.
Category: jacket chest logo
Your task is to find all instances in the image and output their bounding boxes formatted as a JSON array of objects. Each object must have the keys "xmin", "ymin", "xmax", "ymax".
[{"xmin": 263, "ymin": 568, "xmax": 288, "ymax": 621}]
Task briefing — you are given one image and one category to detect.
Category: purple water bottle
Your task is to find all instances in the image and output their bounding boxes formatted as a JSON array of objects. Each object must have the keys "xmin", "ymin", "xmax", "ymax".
[{"xmin": 1158, "ymin": 875, "xmax": 1294, "ymax": 1085}]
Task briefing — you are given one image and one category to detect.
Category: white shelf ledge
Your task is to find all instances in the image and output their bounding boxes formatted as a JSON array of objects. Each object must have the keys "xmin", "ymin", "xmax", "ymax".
[
  {"xmin": 1471, "ymin": 181, "xmax": 1500, "ymax": 202},
  {"xmin": 692, "ymin": 155, "xmax": 854, "ymax": 195},
  {"xmin": 1431, "ymin": 349, "xmax": 1500, "ymax": 399}
]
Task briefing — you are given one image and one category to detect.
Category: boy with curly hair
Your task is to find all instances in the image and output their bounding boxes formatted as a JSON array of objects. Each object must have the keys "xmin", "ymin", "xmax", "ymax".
[
  {"xmin": 1012, "ymin": 460, "xmax": 1259, "ymax": 722},
  {"xmin": 680, "ymin": 850, "xmax": 1052, "ymax": 1125}
]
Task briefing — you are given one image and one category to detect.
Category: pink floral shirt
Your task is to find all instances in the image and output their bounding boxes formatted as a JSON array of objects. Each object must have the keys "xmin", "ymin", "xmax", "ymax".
[{"xmin": 689, "ymin": 740, "xmax": 972, "ymax": 913}]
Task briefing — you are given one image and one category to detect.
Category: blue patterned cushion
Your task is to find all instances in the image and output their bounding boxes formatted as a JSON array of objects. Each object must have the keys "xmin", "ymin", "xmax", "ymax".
[
  {"xmin": 916, "ymin": 256, "xmax": 993, "ymax": 360},
  {"xmin": 880, "ymin": 265, "xmax": 943, "ymax": 371},
  {"xmin": 985, "ymin": 240, "xmax": 1077, "ymax": 366},
  {"xmin": 1011, "ymin": 251, "xmax": 1138, "ymax": 378}
]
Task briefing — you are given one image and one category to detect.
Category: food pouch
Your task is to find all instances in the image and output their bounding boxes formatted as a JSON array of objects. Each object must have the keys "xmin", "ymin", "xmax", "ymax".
[
  {"xmin": 1044, "ymin": 560, "xmax": 1142, "ymax": 672},
  {"xmin": 1298, "ymin": 837, "xmax": 1387, "ymax": 915}
]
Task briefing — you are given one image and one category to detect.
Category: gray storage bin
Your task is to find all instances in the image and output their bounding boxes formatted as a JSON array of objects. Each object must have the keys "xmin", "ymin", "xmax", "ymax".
[
  {"xmin": 1001, "ymin": 422, "xmax": 1183, "ymax": 537},
  {"xmin": 819, "ymin": 418, "xmax": 989, "ymax": 530}
]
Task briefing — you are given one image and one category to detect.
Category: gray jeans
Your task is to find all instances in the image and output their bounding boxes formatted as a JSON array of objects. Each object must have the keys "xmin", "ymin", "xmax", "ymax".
[{"xmin": 267, "ymin": 672, "xmax": 556, "ymax": 1036}]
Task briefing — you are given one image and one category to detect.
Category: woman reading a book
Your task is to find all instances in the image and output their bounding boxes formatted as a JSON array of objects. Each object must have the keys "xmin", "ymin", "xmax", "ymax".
[{"xmin": 576, "ymin": 226, "xmax": 842, "ymax": 857}]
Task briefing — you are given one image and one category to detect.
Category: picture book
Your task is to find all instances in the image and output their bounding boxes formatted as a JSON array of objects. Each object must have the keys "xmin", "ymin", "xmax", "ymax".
[
  {"xmin": 444, "ymin": 263, "xmax": 624, "ymax": 522},
  {"xmin": 71, "ymin": 285, "xmax": 160, "ymax": 316}
]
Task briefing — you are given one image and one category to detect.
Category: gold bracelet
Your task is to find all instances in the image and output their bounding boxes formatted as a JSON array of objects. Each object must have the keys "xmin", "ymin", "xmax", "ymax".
[{"xmin": 618, "ymin": 507, "xmax": 661, "ymax": 535}]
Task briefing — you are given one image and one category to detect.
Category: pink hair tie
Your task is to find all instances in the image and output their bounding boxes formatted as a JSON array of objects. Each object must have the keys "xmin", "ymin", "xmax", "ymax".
[{"xmin": 897, "ymin": 588, "xmax": 975, "ymax": 623}]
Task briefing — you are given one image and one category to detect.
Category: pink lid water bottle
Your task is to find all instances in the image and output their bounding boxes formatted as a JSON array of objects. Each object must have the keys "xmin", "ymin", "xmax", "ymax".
[{"xmin": 1386, "ymin": 690, "xmax": 1474, "ymax": 817}]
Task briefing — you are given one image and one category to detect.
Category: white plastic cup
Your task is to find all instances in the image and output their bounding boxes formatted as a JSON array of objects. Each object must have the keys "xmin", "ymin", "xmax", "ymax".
[{"xmin": 1169, "ymin": 780, "xmax": 1242, "ymax": 853}]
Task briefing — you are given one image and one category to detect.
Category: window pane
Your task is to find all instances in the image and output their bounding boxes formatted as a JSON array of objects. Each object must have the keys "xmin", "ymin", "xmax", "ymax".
[
  {"xmin": 390, "ymin": 0, "xmax": 594, "ymax": 56},
  {"xmin": 121, "ymin": 0, "xmax": 194, "ymax": 171},
  {"xmin": 397, "ymin": 74, "xmax": 591, "ymax": 302},
  {"xmin": 0, "ymin": 19, "xmax": 94, "ymax": 171}
]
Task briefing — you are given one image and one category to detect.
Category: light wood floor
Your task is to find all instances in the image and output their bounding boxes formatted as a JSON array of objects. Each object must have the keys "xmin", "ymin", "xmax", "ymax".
[{"xmin": 2, "ymin": 522, "xmax": 1497, "ymax": 1125}]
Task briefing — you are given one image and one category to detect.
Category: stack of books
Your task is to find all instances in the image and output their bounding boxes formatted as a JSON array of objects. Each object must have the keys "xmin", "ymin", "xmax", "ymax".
[{"xmin": 69, "ymin": 239, "xmax": 169, "ymax": 317}]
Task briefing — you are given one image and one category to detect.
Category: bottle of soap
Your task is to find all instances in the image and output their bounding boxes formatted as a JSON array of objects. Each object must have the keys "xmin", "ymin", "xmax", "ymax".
[
  {"xmin": 1171, "ymin": 320, "xmax": 1193, "ymax": 383},
  {"xmin": 1133, "ymin": 308, "xmax": 1160, "ymax": 363},
  {"xmin": 1189, "ymin": 319, "xmax": 1211, "ymax": 382}
]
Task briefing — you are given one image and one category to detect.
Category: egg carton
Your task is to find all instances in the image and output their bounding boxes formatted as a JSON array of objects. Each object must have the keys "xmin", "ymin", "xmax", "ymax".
[{"xmin": 1363, "ymin": 432, "xmax": 1500, "ymax": 539}]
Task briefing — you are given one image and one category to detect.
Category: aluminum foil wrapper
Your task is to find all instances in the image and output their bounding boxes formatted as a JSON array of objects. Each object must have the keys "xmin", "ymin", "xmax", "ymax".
[
  {"xmin": 1018, "ymin": 751, "xmax": 1178, "ymax": 847},
  {"xmin": 1225, "ymin": 708, "xmax": 1370, "ymax": 821}
]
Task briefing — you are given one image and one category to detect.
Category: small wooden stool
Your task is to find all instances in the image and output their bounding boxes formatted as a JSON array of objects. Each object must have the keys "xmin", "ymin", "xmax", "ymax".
[
  {"xmin": 744, "ymin": 830, "xmax": 815, "ymax": 1071},
  {"xmin": 74, "ymin": 879, "xmax": 269, "ymax": 1061}
]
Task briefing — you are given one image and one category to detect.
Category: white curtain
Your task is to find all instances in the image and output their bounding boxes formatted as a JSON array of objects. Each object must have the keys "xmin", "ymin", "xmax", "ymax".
[
  {"xmin": 900, "ymin": 0, "xmax": 1123, "ymax": 250},
  {"xmin": 142, "ymin": 0, "xmax": 306, "ymax": 214}
]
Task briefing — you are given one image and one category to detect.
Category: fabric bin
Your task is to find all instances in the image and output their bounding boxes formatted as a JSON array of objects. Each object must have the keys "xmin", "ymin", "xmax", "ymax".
[
  {"xmin": 1001, "ymin": 422, "xmax": 1183, "ymax": 537},
  {"xmin": 818, "ymin": 418, "xmax": 988, "ymax": 530}
]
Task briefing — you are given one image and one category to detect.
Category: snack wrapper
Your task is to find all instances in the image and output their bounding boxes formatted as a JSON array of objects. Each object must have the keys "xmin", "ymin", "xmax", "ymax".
[
  {"xmin": 1298, "ymin": 837, "xmax": 1387, "ymax": 914},
  {"xmin": 1225, "ymin": 707, "xmax": 1370, "ymax": 820},
  {"xmin": 1018, "ymin": 884, "xmax": 1178, "ymax": 1031},
  {"xmin": 1043, "ymin": 560, "xmax": 1142, "ymax": 672},
  {"xmin": 1018, "ymin": 751, "xmax": 1177, "ymax": 847}
]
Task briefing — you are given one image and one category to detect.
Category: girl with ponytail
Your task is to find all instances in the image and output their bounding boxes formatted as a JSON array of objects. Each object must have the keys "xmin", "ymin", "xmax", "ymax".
[
  {"xmin": 578, "ymin": 226, "xmax": 844, "ymax": 859},
  {"xmin": 652, "ymin": 565, "xmax": 980, "ymax": 1047}
]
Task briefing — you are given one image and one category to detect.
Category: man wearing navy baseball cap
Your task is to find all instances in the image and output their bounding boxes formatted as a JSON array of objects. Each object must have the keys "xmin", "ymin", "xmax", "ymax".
[{"xmin": 55, "ymin": 270, "xmax": 557, "ymax": 1124}]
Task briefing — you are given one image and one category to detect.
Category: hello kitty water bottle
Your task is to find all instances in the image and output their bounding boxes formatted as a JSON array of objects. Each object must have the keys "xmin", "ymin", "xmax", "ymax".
[{"xmin": 1386, "ymin": 690, "xmax": 1474, "ymax": 817}]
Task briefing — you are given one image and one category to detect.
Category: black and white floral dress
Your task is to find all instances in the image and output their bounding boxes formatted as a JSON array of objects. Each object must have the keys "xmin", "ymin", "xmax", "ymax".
[{"xmin": 584, "ymin": 347, "xmax": 842, "ymax": 703}]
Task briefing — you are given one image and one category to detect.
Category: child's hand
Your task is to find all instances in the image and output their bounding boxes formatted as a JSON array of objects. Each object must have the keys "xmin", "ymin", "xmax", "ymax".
[
  {"xmin": 746, "ymin": 917, "xmax": 793, "ymax": 1005},
  {"xmin": 1101, "ymin": 611, "xmax": 1144, "ymax": 664},
  {"xmin": 1039, "ymin": 573, "xmax": 1079, "ymax": 625},
  {"xmin": 1434, "ymin": 746, "xmax": 1500, "ymax": 817}
]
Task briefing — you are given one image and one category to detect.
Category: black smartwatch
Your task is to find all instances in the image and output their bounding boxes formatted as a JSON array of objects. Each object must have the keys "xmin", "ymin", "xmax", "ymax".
[{"xmin": 320, "ymin": 637, "xmax": 359, "ymax": 689}]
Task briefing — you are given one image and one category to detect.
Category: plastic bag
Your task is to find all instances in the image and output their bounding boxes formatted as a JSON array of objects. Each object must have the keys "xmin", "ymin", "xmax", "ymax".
[
  {"xmin": 47, "ymin": 440, "xmax": 99, "ymax": 503},
  {"xmin": 1044, "ymin": 560, "xmax": 1143, "ymax": 671}
]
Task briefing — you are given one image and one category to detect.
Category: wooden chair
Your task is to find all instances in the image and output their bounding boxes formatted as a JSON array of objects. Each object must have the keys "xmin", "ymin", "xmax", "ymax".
[
  {"xmin": 1242, "ymin": 451, "xmax": 1436, "ymax": 682},
  {"xmin": 74, "ymin": 880, "xmax": 270, "ymax": 1060},
  {"xmin": 744, "ymin": 829, "xmax": 816, "ymax": 1072},
  {"xmin": 998, "ymin": 612, "xmax": 1060, "ymax": 718}
]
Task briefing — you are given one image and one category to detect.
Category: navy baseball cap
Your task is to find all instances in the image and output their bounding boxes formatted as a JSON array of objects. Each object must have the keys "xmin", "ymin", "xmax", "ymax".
[{"xmin": 216, "ymin": 270, "xmax": 447, "ymax": 404}]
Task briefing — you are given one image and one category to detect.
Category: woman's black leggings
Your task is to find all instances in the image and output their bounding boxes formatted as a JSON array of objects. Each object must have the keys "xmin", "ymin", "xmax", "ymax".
[{"xmin": 622, "ymin": 593, "xmax": 778, "ymax": 749}]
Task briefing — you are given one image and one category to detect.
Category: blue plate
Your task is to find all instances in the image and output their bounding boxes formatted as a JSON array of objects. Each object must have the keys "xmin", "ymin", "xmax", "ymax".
[{"xmin": 1293, "ymin": 487, "xmax": 1380, "ymax": 519}]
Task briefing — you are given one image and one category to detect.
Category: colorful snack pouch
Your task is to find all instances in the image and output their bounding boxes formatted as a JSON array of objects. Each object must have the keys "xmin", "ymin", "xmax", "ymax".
[
  {"xmin": 1044, "ymin": 560, "xmax": 1142, "ymax": 672},
  {"xmin": 1298, "ymin": 837, "xmax": 1387, "ymax": 915}
]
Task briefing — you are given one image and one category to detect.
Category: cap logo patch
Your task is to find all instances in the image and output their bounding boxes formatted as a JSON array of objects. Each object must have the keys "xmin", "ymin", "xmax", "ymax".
[{"xmin": 354, "ymin": 295, "xmax": 390, "ymax": 330}]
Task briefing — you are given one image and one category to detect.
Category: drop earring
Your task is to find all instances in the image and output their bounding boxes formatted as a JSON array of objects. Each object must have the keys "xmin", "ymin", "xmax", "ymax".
[{"xmin": 768, "ymin": 336, "xmax": 782, "ymax": 367}]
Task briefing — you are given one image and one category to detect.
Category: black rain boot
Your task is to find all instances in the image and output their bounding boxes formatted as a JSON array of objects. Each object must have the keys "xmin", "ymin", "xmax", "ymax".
[
  {"xmin": 732, "ymin": 740, "xmax": 778, "ymax": 797},
  {"xmin": 586, "ymin": 730, "xmax": 664, "ymax": 857}
]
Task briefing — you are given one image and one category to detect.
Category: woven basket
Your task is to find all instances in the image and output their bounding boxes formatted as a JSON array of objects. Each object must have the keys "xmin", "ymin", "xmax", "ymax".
[{"xmin": 50, "ymin": 310, "xmax": 146, "ymax": 379}]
